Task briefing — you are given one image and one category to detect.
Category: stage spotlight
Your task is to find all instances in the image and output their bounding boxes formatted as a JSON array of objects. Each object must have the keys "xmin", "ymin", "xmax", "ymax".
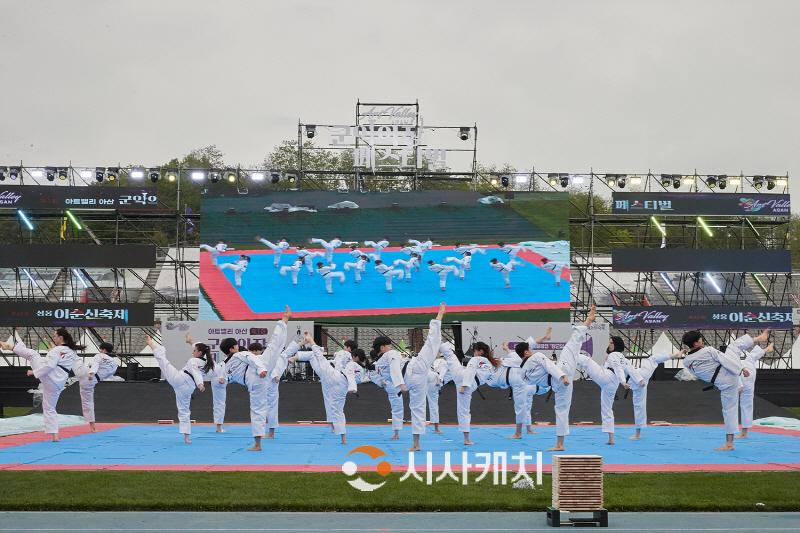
[
  {"xmin": 682, "ymin": 175, "xmax": 694, "ymax": 186},
  {"xmin": 559, "ymin": 174, "xmax": 569, "ymax": 188},
  {"xmin": 107, "ymin": 167, "xmax": 119, "ymax": 181},
  {"xmin": 306, "ymin": 125, "xmax": 316, "ymax": 139},
  {"xmin": 167, "ymin": 173, "xmax": 176, "ymax": 183},
  {"xmin": 514, "ymin": 175, "xmax": 527, "ymax": 185},
  {"xmin": 672, "ymin": 176, "xmax": 681, "ymax": 189},
  {"xmin": 490, "ymin": 177, "xmax": 498, "ymax": 186},
  {"xmin": 251, "ymin": 172, "xmax": 265, "ymax": 182},
  {"xmin": 458, "ymin": 127, "xmax": 470, "ymax": 141},
  {"xmin": 30, "ymin": 169, "xmax": 44, "ymax": 178},
  {"xmin": 606, "ymin": 175, "xmax": 616, "ymax": 187},
  {"xmin": 95, "ymin": 167, "xmax": 105, "ymax": 183},
  {"xmin": 571, "ymin": 175, "xmax": 585, "ymax": 185},
  {"xmin": 0, "ymin": 167, "xmax": 6, "ymax": 181},
  {"xmin": 730, "ymin": 177, "xmax": 741, "ymax": 186},
  {"xmin": 630, "ymin": 176, "xmax": 642, "ymax": 186},
  {"xmin": 190, "ymin": 170, "xmax": 206, "ymax": 182},
  {"xmin": 707, "ymin": 176, "xmax": 717, "ymax": 189},
  {"xmin": 718, "ymin": 175, "xmax": 727, "ymax": 189},
  {"xmin": 9, "ymin": 167, "xmax": 20, "ymax": 180},
  {"xmin": 286, "ymin": 172, "xmax": 298, "ymax": 184},
  {"xmin": 17, "ymin": 209, "xmax": 34, "ymax": 231},
  {"xmin": 130, "ymin": 168, "xmax": 145, "ymax": 180},
  {"xmin": 45, "ymin": 167, "xmax": 56, "ymax": 182},
  {"xmin": 660, "ymin": 174, "xmax": 672, "ymax": 188},
  {"xmin": 226, "ymin": 173, "xmax": 236, "ymax": 183},
  {"xmin": 57, "ymin": 168, "xmax": 68, "ymax": 180},
  {"xmin": 753, "ymin": 175, "xmax": 764, "ymax": 190},
  {"xmin": 777, "ymin": 177, "xmax": 787, "ymax": 187},
  {"xmin": 79, "ymin": 169, "xmax": 92, "ymax": 179},
  {"xmin": 224, "ymin": 170, "xmax": 236, "ymax": 183},
  {"xmin": 501, "ymin": 175, "xmax": 510, "ymax": 187},
  {"xmin": 149, "ymin": 169, "xmax": 160, "ymax": 183},
  {"xmin": 548, "ymin": 173, "xmax": 558, "ymax": 186},
  {"xmin": 617, "ymin": 176, "xmax": 627, "ymax": 188},
  {"xmin": 271, "ymin": 172, "xmax": 281, "ymax": 184},
  {"xmin": 766, "ymin": 176, "xmax": 776, "ymax": 190},
  {"xmin": 209, "ymin": 170, "xmax": 220, "ymax": 183}
]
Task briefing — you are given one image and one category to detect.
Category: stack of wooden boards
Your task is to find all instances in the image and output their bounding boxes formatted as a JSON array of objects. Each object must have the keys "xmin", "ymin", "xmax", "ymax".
[{"xmin": 552, "ymin": 454, "xmax": 603, "ymax": 511}]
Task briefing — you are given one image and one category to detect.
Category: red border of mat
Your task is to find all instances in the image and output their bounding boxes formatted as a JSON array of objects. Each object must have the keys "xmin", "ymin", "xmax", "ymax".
[{"xmin": 199, "ymin": 245, "xmax": 571, "ymax": 320}]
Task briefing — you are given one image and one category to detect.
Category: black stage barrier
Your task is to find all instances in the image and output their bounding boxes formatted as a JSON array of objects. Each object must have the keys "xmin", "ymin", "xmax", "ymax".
[
  {"xmin": 612, "ymin": 248, "xmax": 791, "ymax": 273},
  {"xmin": 0, "ymin": 244, "xmax": 156, "ymax": 268}
]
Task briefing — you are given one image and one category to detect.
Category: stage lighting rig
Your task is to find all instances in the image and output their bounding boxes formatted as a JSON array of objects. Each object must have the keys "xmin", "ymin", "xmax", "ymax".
[
  {"xmin": 458, "ymin": 127, "xmax": 470, "ymax": 141},
  {"xmin": 95, "ymin": 167, "xmax": 105, "ymax": 182},
  {"xmin": 753, "ymin": 175, "xmax": 764, "ymax": 190},
  {"xmin": 149, "ymin": 168, "xmax": 160, "ymax": 183},
  {"xmin": 107, "ymin": 167, "xmax": 119, "ymax": 181},
  {"xmin": 306, "ymin": 125, "xmax": 316, "ymax": 139},
  {"xmin": 45, "ymin": 167, "xmax": 56, "ymax": 182}
]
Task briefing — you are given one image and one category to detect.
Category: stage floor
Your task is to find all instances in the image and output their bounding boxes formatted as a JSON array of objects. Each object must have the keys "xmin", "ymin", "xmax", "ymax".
[
  {"xmin": 1, "ymin": 423, "xmax": 798, "ymax": 473},
  {"xmin": 201, "ymin": 246, "xmax": 570, "ymax": 319}
]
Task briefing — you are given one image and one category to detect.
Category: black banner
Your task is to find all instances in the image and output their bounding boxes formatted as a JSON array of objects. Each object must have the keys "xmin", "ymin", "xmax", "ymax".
[
  {"xmin": 612, "ymin": 248, "xmax": 791, "ymax": 273},
  {"xmin": 0, "ymin": 245, "xmax": 156, "ymax": 268},
  {"xmin": 0, "ymin": 302, "xmax": 154, "ymax": 327},
  {"xmin": 612, "ymin": 192, "xmax": 790, "ymax": 216},
  {"xmin": 613, "ymin": 306, "xmax": 794, "ymax": 330},
  {"xmin": 0, "ymin": 185, "xmax": 158, "ymax": 210}
]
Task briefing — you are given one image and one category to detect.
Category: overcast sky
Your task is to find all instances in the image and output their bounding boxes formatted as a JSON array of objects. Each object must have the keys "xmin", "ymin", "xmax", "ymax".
[{"xmin": 1, "ymin": 0, "xmax": 798, "ymax": 204}]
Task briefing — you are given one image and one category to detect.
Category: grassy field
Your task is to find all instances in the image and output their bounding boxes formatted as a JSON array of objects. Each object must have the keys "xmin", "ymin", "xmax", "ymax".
[
  {"xmin": 0, "ymin": 471, "xmax": 797, "ymax": 512},
  {"xmin": 1, "ymin": 407, "xmax": 31, "ymax": 418}
]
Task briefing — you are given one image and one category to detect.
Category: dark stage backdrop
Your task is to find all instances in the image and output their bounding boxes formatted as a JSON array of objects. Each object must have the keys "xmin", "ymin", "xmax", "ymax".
[{"xmin": 612, "ymin": 248, "xmax": 791, "ymax": 273}]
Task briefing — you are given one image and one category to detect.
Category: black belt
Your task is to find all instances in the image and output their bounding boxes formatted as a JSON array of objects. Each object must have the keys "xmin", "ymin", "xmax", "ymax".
[
  {"xmin": 506, "ymin": 367, "xmax": 513, "ymax": 400},
  {"xmin": 57, "ymin": 364, "xmax": 75, "ymax": 378},
  {"xmin": 183, "ymin": 369, "xmax": 196, "ymax": 386},
  {"xmin": 624, "ymin": 374, "xmax": 631, "ymax": 399},
  {"xmin": 703, "ymin": 365, "xmax": 722, "ymax": 392},
  {"xmin": 396, "ymin": 361, "xmax": 410, "ymax": 397},
  {"xmin": 474, "ymin": 375, "xmax": 486, "ymax": 400}
]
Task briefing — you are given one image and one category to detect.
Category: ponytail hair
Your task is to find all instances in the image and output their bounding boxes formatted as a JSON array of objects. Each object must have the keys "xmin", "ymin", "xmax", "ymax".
[
  {"xmin": 352, "ymin": 348, "xmax": 368, "ymax": 368},
  {"xmin": 473, "ymin": 341, "xmax": 500, "ymax": 367},
  {"xmin": 195, "ymin": 342, "xmax": 214, "ymax": 374},
  {"xmin": 55, "ymin": 328, "xmax": 85, "ymax": 352},
  {"xmin": 98, "ymin": 341, "xmax": 114, "ymax": 355}
]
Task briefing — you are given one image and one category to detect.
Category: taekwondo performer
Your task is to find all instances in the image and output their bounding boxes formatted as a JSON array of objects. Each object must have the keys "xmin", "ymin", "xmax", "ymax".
[
  {"xmin": 199, "ymin": 240, "xmax": 228, "ymax": 266},
  {"xmin": 369, "ymin": 337, "xmax": 408, "ymax": 440},
  {"xmin": 620, "ymin": 341, "xmax": 686, "ymax": 440},
  {"xmin": 736, "ymin": 333, "xmax": 773, "ymax": 439},
  {"xmin": 75, "ymin": 341, "xmax": 119, "ymax": 433},
  {"xmin": 427, "ymin": 260, "xmax": 459, "ymax": 291},
  {"xmin": 393, "ymin": 253, "xmax": 420, "ymax": 281},
  {"xmin": 145, "ymin": 335, "xmax": 208, "ymax": 444},
  {"xmin": 445, "ymin": 251, "xmax": 471, "ymax": 280},
  {"xmin": 681, "ymin": 329, "xmax": 757, "ymax": 451},
  {"xmin": 489, "ymin": 258, "xmax": 522, "ymax": 288},
  {"xmin": 184, "ymin": 333, "xmax": 228, "ymax": 433},
  {"xmin": 322, "ymin": 340, "xmax": 360, "ymax": 432},
  {"xmin": 540, "ymin": 257, "xmax": 566, "ymax": 286},
  {"xmin": 393, "ymin": 302, "xmax": 445, "ymax": 451},
  {"xmin": 364, "ymin": 238, "xmax": 390, "ymax": 260},
  {"xmin": 408, "ymin": 238, "xmax": 434, "ymax": 258},
  {"xmin": 265, "ymin": 331, "xmax": 305, "ymax": 439},
  {"xmin": 279, "ymin": 258, "xmax": 304, "ymax": 286},
  {"xmin": 310, "ymin": 236, "xmax": 343, "ymax": 263},
  {"xmin": 316, "ymin": 262, "xmax": 346, "ymax": 293},
  {"xmin": 343, "ymin": 255, "xmax": 370, "ymax": 283},
  {"xmin": 497, "ymin": 242, "xmax": 525, "ymax": 259},
  {"xmin": 426, "ymin": 352, "xmax": 452, "ymax": 434},
  {"xmin": 220, "ymin": 306, "xmax": 290, "ymax": 451},
  {"xmin": 454, "ymin": 243, "xmax": 487, "ymax": 258},
  {"xmin": 218, "ymin": 254, "xmax": 251, "ymax": 287},
  {"xmin": 296, "ymin": 244, "xmax": 323, "ymax": 276},
  {"xmin": 255, "ymin": 236, "xmax": 291, "ymax": 267},
  {"xmin": 2, "ymin": 329, "xmax": 81, "ymax": 441},
  {"xmin": 374, "ymin": 260, "xmax": 404, "ymax": 292},
  {"xmin": 287, "ymin": 333, "xmax": 367, "ymax": 444}
]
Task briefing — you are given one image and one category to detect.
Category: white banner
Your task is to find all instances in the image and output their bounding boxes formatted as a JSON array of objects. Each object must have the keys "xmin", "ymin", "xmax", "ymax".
[
  {"xmin": 161, "ymin": 320, "xmax": 314, "ymax": 368},
  {"xmin": 460, "ymin": 321, "xmax": 610, "ymax": 364}
]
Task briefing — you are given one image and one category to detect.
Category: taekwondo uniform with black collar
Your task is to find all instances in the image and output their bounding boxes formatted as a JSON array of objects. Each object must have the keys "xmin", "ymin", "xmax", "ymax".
[
  {"xmin": 738, "ymin": 345, "xmax": 766, "ymax": 432},
  {"xmin": 152, "ymin": 345, "xmax": 205, "ymax": 435},
  {"xmin": 364, "ymin": 239, "xmax": 389, "ymax": 260},
  {"xmin": 403, "ymin": 318, "xmax": 443, "ymax": 436},
  {"xmin": 76, "ymin": 352, "xmax": 119, "ymax": 425},
  {"xmin": 311, "ymin": 238, "xmax": 342, "ymax": 263},
  {"xmin": 427, "ymin": 262, "xmax": 459, "ymax": 290},
  {"xmin": 343, "ymin": 257, "xmax": 369, "ymax": 282},
  {"xmin": 622, "ymin": 352, "xmax": 671, "ymax": 431},
  {"xmin": 266, "ymin": 339, "xmax": 302, "ymax": 432},
  {"xmin": 392, "ymin": 257, "xmax": 419, "ymax": 281},
  {"xmin": 371, "ymin": 349, "xmax": 407, "ymax": 432},
  {"xmin": 218, "ymin": 257, "xmax": 249, "ymax": 287},
  {"xmin": 13, "ymin": 343, "xmax": 78, "ymax": 435},
  {"xmin": 258, "ymin": 238, "xmax": 290, "ymax": 266},
  {"xmin": 575, "ymin": 349, "xmax": 626, "ymax": 435},
  {"xmin": 426, "ymin": 356, "xmax": 452, "ymax": 425},
  {"xmin": 374, "ymin": 263, "xmax": 404, "ymax": 292},
  {"xmin": 280, "ymin": 259, "xmax": 303, "ymax": 285},
  {"xmin": 549, "ymin": 324, "xmax": 588, "ymax": 438},
  {"xmin": 316, "ymin": 264, "xmax": 345, "ymax": 293},
  {"xmin": 199, "ymin": 242, "xmax": 228, "ymax": 265}
]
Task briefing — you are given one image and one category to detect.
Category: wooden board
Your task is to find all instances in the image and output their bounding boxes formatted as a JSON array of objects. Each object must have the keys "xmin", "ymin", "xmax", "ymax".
[{"xmin": 552, "ymin": 455, "xmax": 604, "ymax": 511}]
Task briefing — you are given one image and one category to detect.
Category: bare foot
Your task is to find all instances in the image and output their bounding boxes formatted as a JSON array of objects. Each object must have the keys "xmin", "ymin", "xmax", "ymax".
[
  {"xmin": 736, "ymin": 432, "xmax": 748, "ymax": 439},
  {"xmin": 715, "ymin": 444, "xmax": 735, "ymax": 451},
  {"xmin": 215, "ymin": 427, "xmax": 225, "ymax": 433},
  {"xmin": 606, "ymin": 441, "xmax": 615, "ymax": 445},
  {"xmin": 548, "ymin": 446, "xmax": 565, "ymax": 452},
  {"xmin": 52, "ymin": 435, "xmax": 60, "ymax": 443},
  {"xmin": 183, "ymin": 435, "xmax": 191, "ymax": 445},
  {"xmin": 89, "ymin": 423, "xmax": 97, "ymax": 433},
  {"xmin": 433, "ymin": 429, "xmax": 443, "ymax": 435},
  {"xmin": 408, "ymin": 446, "xmax": 421, "ymax": 452},
  {"xmin": 390, "ymin": 434, "xmax": 400, "ymax": 441},
  {"xmin": 508, "ymin": 434, "xmax": 522, "ymax": 440},
  {"xmin": 248, "ymin": 445, "xmax": 262, "ymax": 452},
  {"xmin": 527, "ymin": 429, "xmax": 536, "ymax": 435},
  {"xmin": 464, "ymin": 440, "xmax": 475, "ymax": 446},
  {"xmin": 629, "ymin": 435, "xmax": 640, "ymax": 440}
]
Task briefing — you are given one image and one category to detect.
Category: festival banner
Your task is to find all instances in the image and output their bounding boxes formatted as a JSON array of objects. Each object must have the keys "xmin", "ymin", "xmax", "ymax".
[
  {"xmin": 0, "ymin": 302, "xmax": 154, "ymax": 327},
  {"xmin": 612, "ymin": 248, "xmax": 791, "ymax": 273},
  {"xmin": 0, "ymin": 244, "xmax": 156, "ymax": 268},
  {"xmin": 612, "ymin": 306, "xmax": 793, "ymax": 330},
  {"xmin": 0, "ymin": 185, "xmax": 158, "ymax": 210},
  {"xmin": 612, "ymin": 192, "xmax": 790, "ymax": 216}
]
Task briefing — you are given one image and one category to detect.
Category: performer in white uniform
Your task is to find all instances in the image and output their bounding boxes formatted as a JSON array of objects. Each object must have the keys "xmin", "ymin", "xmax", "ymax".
[
  {"xmin": 310, "ymin": 237, "xmax": 343, "ymax": 263},
  {"xmin": 445, "ymin": 251, "xmax": 471, "ymax": 279},
  {"xmin": 75, "ymin": 341, "xmax": 119, "ymax": 433},
  {"xmin": 256, "ymin": 236, "xmax": 291, "ymax": 267},
  {"xmin": 454, "ymin": 243, "xmax": 487, "ymax": 257},
  {"xmin": 681, "ymin": 329, "xmax": 755, "ymax": 451},
  {"xmin": 218, "ymin": 255, "xmax": 250, "ymax": 287},
  {"xmin": 427, "ymin": 261, "xmax": 459, "ymax": 291},
  {"xmin": 199, "ymin": 240, "xmax": 228, "ymax": 266},
  {"xmin": 182, "ymin": 333, "xmax": 228, "ymax": 433},
  {"xmin": 146, "ymin": 336, "xmax": 208, "ymax": 444},
  {"xmin": 736, "ymin": 335, "xmax": 773, "ymax": 439},
  {"xmin": 374, "ymin": 260, "xmax": 404, "ymax": 292},
  {"xmin": 296, "ymin": 245, "xmax": 323, "ymax": 276},
  {"xmin": 512, "ymin": 340, "xmax": 570, "ymax": 439},
  {"xmin": 369, "ymin": 338, "xmax": 408, "ymax": 439},
  {"xmin": 221, "ymin": 307, "xmax": 290, "ymax": 451},
  {"xmin": 287, "ymin": 334, "xmax": 367, "ymax": 444},
  {"xmin": 279, "ymin": 259, "xmax": 304, "ymax": 286},
  {"xmin": 408, "ymin": 239, "xmax": 434, "ymax": 260},
  {"xmin": 316, "ymin": 262, "xmax": 346, "ymax": 293},
  {"xmin": 489, "ymin": 258, "xmax": 522, "ymax": 288},
  {"xmin": 426, "ymin": 354, "xmax": 452, "ymax": 434},
  {"xmin": 344, "ymin": 255, "xmax": 370, "ymax": 283},
  {"xmin": 2, "ymin": 329, "xmax": 81, "ymax": 441},
  {"xmin": 393, "ymin": 254, "xmax": 420, "ymax": 281},
  {"xmin": 265, "ymin": 333, "xmax": 305, "ymax": 439},
  {"xmin": 498, "ymin": 242, "xmax": 525, "ymax": 259},
  {"xmin": 540, "ymin": 257, "xmax": 566, "ymax": 286},
  {"xmin": 364, "ymin": 238, "xmax": 390, "ymax": 260}
]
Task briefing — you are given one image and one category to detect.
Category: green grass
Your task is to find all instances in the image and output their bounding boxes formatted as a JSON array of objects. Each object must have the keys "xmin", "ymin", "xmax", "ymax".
[
  {"xmin": 0, "ymin": 471, "xmax": 797, "ymax": 512},
  {"xmin": 786, "ymin": 407, "xmax": 800, "ymax": 417},
  {"xmin": 1, "ymin": 407, "xmax": 31, "ymax": 418}
]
